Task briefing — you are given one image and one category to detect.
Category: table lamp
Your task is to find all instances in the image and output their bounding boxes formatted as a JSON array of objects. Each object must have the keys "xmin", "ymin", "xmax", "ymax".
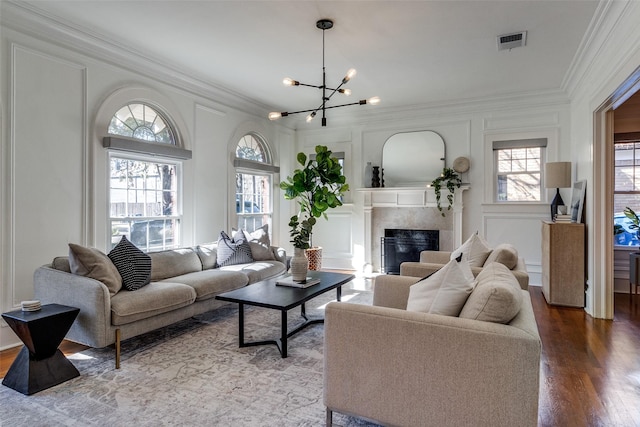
[{"xmin": 544, "ymin": 161, "xmax": 572, "ymax": 219}]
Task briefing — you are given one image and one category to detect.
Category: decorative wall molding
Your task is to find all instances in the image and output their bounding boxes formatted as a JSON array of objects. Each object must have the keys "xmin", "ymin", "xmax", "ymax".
[
  {"xmin": 1, "ymin": 1, "xmax": 269, "ymax": 120},
  {"xmin": 483, "ymin": 111, "xmax": 561, "ymax": 131}
]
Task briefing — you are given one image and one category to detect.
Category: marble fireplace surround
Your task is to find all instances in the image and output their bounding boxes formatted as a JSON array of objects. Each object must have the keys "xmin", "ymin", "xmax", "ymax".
[{"xmin": 359, "ymin": 185, "xmax": 469, "ymax": 273}]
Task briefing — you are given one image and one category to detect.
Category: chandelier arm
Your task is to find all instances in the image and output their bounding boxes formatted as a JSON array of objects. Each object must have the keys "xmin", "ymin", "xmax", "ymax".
[
  {"xmin": 295, "ymin": 82, "xmax": 324, "ymax": 89},
  {"xmin": 281, "ymin": 107, "xmax": 324, "ymax": 116},
  {"xmin": 323, "ymin": 100, "xmax": 368, "ymax": 110}
]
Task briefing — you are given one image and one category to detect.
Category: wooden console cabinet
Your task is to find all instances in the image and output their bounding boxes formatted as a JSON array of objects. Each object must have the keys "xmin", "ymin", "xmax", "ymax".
[{"xmin": 541, "ymin": 221, "xmax": 585, "ymax": 307}]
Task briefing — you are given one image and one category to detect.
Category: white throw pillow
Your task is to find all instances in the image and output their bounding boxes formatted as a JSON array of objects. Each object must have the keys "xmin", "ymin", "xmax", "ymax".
[
  {"xmin": 451, "ymin": 232, "xmax": 492, "ymax": 268},
  {"xmin": 406, "ymin": 256, "xmax": 476, "ymax": 316}
]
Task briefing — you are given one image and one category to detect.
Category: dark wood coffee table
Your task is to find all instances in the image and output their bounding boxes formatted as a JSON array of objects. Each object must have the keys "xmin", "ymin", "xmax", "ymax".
[{"xmin": 216, "ymin": 270, "xmax": 354, "ymax": 358}]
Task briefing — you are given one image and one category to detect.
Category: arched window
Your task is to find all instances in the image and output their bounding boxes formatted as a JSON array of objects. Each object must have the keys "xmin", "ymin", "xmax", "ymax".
[
  {"xmin": 107, "ymin": 103, "xmax": 186, "ymax": 252},
  {"xmin": 234, "ymin": 134, "xmax": 278, "ymax": 233},
  {"xmin": 108, "ymin": 103, "xmax": 175, "ymax": 143}
]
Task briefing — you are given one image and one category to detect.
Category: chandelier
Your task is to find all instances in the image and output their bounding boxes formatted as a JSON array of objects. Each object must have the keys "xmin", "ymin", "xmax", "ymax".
[{"xmin": 268, "ymin": 19, "xmax": 380, "ymax": 127}]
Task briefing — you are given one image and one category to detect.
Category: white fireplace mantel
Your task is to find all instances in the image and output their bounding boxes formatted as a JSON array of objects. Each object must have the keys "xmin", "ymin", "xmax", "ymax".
[{"xmin": 358, "ymin": 185, "xmax": 470, "ymax": 268}]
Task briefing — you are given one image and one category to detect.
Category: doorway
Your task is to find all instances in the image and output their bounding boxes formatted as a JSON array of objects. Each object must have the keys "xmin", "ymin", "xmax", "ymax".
[{"xmin": 593, "ymin": 66, "xmax": 640, "ymax": 319}]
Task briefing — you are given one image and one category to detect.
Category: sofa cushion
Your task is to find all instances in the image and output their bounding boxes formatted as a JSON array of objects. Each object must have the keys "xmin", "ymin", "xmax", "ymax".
[
  {"xmin": 110, "ymin": 281, "xmax": 196, "ymax": 326},
  {"xmin": 160, "ymin": 269, "xmax": 249, "ymax": 301},
  {"xmin": 459, "ymin": 261, "xmax": 523, "ymax": 324},
  {"xmin": 451, "ymin": 232, "xmax": 492, "ymax": 268},
  {"xmin": 240, "ymin": 224, "xmax": 276, "ymax": 261},
  {"xmin": 406, "ymin": 255, "xmax": 475, "ymax": 316},
  {"xmin": 195, "ymin": 243, "xmax": 217, "ymax": 270},
  {"xmin": 108, "ymin": 236, "xmax": 152, "ymax": 291},
  {"xmin": 68, "ymin": 244, "xmax": 122, "ymax": 296},
  {"xmin": 52, "ymin": 256, "xmax": 72, "ymax": 273},
  {"xmin": 217, "ymin": 230, "xmax": 254, "ymax": 266},
  {"xmin": 149, "ymin": 248, "xmax": 203, "ymax": 281},
  {"xmin": 218, "ymin": 260, "xmax": 287, "ymax": 284},
  {"xmin": 483, "ymin": 243, "xmax": 519, "ymax": 270}
]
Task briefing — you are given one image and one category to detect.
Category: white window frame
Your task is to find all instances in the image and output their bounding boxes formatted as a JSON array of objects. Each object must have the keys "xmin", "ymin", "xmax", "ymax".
[
  {"xmin": 108, "ymin": 151, "xmax": 183, "ymax": 252},
  {"xmin": 492, "ymin": 138, "xmax": 547, "ymax": 203},
  {"xmin": 233, "ymin": 133, "xmax": 279, "ymax": 234}
]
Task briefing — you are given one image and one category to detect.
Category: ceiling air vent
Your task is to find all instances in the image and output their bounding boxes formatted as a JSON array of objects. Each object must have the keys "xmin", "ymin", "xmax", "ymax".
[{"xmin": 497, "ymin": 31, "xmax": 527, "ymax": 51}]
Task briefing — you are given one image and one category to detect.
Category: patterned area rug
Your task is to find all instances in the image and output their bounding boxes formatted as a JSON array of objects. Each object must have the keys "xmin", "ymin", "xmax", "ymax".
[{"xmin": 1, "ymin": 279, "xmax": 378, "ymax": 426}]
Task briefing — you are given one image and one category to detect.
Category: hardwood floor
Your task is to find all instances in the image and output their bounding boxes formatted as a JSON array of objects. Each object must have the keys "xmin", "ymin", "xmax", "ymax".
[
  {"xmin": 2, "ymin": 286, "xmax": 640, "ymax": 426},
  {"xmin": 532, "ymin": 286, "xmax": 640, "ymax": 426}
]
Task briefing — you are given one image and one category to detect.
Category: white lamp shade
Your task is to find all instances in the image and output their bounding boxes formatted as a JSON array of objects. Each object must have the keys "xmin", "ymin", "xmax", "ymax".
[{"xmin": 544, "ymin": 162, "xmax": 572, "ymax": 189}]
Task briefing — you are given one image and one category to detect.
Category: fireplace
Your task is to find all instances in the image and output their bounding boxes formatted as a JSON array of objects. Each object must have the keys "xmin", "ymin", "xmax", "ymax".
[
  {"xmin": 381, "ymin": 229, "xmax": 439, "ymax": 274},
  {"xmin": 359, "ymin": 185, "xmax": 469, "ymax": 273}
]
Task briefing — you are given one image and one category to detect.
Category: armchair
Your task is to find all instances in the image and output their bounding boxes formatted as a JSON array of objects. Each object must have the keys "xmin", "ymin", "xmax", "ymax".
[
  {"xmin": 323, "ymin": 273, "xmax": 540, "ymax": 426},
  {"xmin": 401, "ymin": 243, "xmax": 529, "ymax": 289}
]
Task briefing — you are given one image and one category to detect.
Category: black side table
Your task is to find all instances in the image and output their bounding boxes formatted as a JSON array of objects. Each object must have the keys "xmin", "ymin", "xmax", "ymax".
[{"xmin": 2, "ymin": 303, "xmax": 80, "ymax": 395}]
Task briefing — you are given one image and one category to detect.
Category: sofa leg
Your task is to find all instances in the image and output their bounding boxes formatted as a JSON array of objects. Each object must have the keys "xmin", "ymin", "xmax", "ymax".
[
  {"xmin": 326, "ymin": 408, "xmax": 332, "ymax": 427},
  {"xmin": 115, "ymin": 328, "xmax": 121, "ymax": 369}
]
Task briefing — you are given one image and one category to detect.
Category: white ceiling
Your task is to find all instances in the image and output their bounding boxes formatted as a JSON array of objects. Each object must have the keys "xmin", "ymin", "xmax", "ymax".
[{"xmin": 21, "ymin": 0, "xmax": 599, "ymax": 121}]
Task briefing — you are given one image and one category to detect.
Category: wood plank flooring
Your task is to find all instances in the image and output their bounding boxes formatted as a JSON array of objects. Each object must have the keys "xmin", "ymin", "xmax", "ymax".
[{"xmin": 2, "ymin": 286, "xmax": 640, "ymax": 426}]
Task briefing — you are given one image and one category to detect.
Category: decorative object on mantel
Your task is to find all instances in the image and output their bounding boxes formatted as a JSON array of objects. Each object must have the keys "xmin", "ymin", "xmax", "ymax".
[
  {"xmin": 544, "ymin": 161, "xmax": 572, "ymax": 220},
  {"xmin": 372, "ymin": 166, "xmax": 381, "ymax": 188},
  {"xmin": 430, "ymin": 167, "xmax": 462, "ymax": 216},
  {"xmin": 280, "ymin": 145, "xmax": 349, "ymax": 281},
  {"xmin": 452, "ymin": 156, "xmax": 470, "ymax": 174},
  {"xmin": 364, "ymin": 162, "xmax": 372, "ymax": 188},
  {"xmin": 268, "ymin": 19, "xmax": 380, "ymax": 127}
]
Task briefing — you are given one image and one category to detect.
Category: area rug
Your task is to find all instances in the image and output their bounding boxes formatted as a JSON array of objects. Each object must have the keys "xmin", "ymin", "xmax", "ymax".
[{"xmin": 0, "ymin": 280, "xmax": 378, "ymax": 426}]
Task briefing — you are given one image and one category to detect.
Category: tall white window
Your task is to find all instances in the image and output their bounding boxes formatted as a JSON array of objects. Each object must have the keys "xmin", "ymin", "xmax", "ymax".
[
  {"xmin": 493, "ymin": 138, "xmax": 547, "ymax": 202},
  {"xmin": 106, "ymin": 103, "xmax": 188, "ymax": 251},
  {"xmin": 614, "ymin": 136, "xmax": 640, "ymax": 246},
  {"xmin": 234, "ymin": 134, "xmax": 278, "ymax": 233}
]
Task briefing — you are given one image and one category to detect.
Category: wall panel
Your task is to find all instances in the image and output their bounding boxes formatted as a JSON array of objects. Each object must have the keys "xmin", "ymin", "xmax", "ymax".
[{"xmin": 11, "ymin": 45, "xmax": 86, "ymax": 304}]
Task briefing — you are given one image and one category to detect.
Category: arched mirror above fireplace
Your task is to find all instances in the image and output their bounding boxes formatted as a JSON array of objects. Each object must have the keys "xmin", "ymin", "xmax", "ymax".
[{"xmin": 382, "ymin": 130, "xmax": 445, "ymax": 187}]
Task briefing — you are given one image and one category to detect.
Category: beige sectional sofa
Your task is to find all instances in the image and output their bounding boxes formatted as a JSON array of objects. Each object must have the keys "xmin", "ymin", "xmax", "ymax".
[
  {"xmin": 34, "ymin": 243, "xmax": 286, "ymax": 368},
  {"xmin": 324, "ymin": 261, "xmax": 541, "ymax": 427}
]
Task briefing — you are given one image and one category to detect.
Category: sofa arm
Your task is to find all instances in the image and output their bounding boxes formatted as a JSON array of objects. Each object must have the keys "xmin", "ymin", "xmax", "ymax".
[
  {"xmin": 324, "ymin": 300, "xmax": 541, "ymax": 427},
  {"xmin": 372, "ymin": 274, "xmax": 419, "ymax": 309},
  {"xmin": 399, "ymin": 261, "xmax": 441, "ymax": 278},
  {"xmin": 419, "ymin": 250, "xmax": 452, "ymax": 264},
  {"xmin": 34, "ymin": 266, "xmax": 112, "ymax": 348},
  {"xmin": 270, "ymin": 246, "xmax": 287, "ymax": 266}
]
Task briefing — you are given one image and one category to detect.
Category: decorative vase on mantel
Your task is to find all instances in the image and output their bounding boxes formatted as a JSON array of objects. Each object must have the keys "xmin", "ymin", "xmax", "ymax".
[{"xmin": 290, "ymin": 248, "xmax": 309, "ymax": 282}]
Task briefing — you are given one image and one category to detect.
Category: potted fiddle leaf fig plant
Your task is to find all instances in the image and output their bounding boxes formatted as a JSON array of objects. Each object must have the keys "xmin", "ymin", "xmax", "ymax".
[
  {"xmin": 431, "ymin": 167, "xmax": 462, "ymax": 217},
  {"xmin": 280, "ymin": 145, "xmax": 349, "ymax": 281}
]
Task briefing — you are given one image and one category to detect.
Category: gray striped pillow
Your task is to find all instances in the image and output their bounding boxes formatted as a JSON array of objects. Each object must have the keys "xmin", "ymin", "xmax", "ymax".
[
  {"xmin": 217, "ymin": 231, "xmax": 253, "ymax": 266},
  {"xmin": 108, "ymin": 236, "xmax": 152, "ymax": 291}
]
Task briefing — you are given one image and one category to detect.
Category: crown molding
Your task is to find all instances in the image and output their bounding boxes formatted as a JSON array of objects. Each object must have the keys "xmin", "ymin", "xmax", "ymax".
[
  {"xmin": 294, "ymin": 87, "xmax": 570, "ymax": 131},
  {"xmin": 562, "ymin": 0, "xmax": 639, "ymax": 100},
  {"xmin": 0, "ymin": 1, "xmax": 270, "ymax": 119}
]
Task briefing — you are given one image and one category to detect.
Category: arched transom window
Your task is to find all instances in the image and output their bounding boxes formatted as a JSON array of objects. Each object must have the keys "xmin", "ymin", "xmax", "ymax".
[
  {"xmin": 236, "ymin": 134, "xmax": 269, "ymax": 162},
  {"xmin": 108, "ymin": 103, "xmax": 175, "ymax": 144}
]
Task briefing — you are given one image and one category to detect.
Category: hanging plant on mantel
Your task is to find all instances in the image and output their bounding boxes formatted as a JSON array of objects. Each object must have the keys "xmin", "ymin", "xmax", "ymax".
[{"xmin": 431, "ymin": 167, "xmax": 462, "ymax": 216}]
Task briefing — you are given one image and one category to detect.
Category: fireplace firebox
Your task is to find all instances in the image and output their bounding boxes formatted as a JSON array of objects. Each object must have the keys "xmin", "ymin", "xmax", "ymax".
[{"xmin": 381, "ymin": 229, "xmax": 439, "ymax": 274}]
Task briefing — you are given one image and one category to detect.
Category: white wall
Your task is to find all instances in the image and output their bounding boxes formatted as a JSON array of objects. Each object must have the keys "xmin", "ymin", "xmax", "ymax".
[
  {"xmin": 565, "ymin": 0, "xmax": 640, "ymax": 317},
  {"xmin": 0, "ymin": 13, "xmax": 288, "ymax": 349},
  {"xmin": 295, "ymin": 101, "xmax": 570, "ymax": 282}
]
